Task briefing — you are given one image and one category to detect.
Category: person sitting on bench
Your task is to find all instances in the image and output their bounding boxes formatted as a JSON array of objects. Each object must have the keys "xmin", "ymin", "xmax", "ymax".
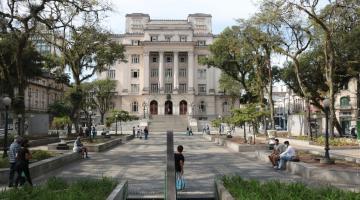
[
  {"xmin": 73, "ymin": 136, "xmax": 89, "ymax": 158},
  {"xmin": 268, "ymin": 139, "xmax": 286, "ymax": 168},
  {"xmin": 277, "ymin": 141, "xmax": 296, "ymax": 170}
]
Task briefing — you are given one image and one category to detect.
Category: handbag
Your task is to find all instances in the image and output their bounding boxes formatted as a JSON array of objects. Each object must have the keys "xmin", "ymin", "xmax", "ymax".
[{"xmin": 176, "ymin": 175, "xmax": 185, "ymax": 190}]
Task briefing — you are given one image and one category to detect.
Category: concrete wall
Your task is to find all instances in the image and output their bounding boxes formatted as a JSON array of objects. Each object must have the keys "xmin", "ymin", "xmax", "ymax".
[
  {"xmin": 287, "ymin": 114, "xmax": 309, "ymax": 136},
  {"xmin": 27, "ymin": 113, "xmax": 49, "ymax": 136}
]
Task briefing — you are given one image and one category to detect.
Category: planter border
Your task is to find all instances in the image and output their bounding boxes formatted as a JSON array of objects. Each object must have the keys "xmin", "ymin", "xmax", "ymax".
[
  {"xmin": 255, "ymin": 150, "xmax": 360, "ymax": 186},
  {"xmin": 48, "ymin": 135, "xmax": 135, "ymax": 152},
  {"xmin": 215, "ymin": 179, "xmax": 235, "ymax": 200},
  {"xmin": 0, "ymin": 151, "xmax": 81, "ymax": 184},
  {"xmin": 202, "ymin": 134, "xmax": 267, "ymax": 152},
  {"xmin": 106, "ymin": 180, "xmax": 128, "ymax": 200}
]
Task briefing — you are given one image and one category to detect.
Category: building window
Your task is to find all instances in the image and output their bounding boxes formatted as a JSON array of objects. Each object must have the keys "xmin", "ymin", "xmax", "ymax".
[
  {"xmin": 179, "ymin": 68, "xmax": 187, "ymax": 77},
  {"xmin": 131, "ymin": 101, "xmax": 138, "ymax": 112},
  {"xmin": 107, "ymin": 69, "xmax": 116, "ymax": 79},
  {"xmin": 152, "ymin": 57, "xmax": 157, "ymax": 63},
  {"xmin": 165, "ymin": 35, "xmax": 172, "ymax": 42},
  {"xmin": 165, "ymin": 83, "xmax": 172, "ymax": 93},
  {"xmin": 340, "ymin": 97, "xmax": 350, "ymax": 107},
  {"xmin": 131, "ymin": 69, "xmax": 139, "ymax": 79},
  {"xmin": 150, "ymin": 84, "xmax": 159, "ymax": 93},
  {"xmin": 151, "ymin": 68, "xmax": 159, "ymax": 77},
  {"xmin": 199, "ymin": 101, "xmax": 206, "ymax": 113},
  {"xmin": 166, "ymin": 56, "xmax": 172, "ymax": 63},
  {"xmin": 179, "ymin": 84, "xmax": 187, "ymax": 93},
  {"xmin": 198, "ymin": 84, "xmax": 207, "ymax": 94},
  {"xmin": 197, "ymin": 40, "xmax": 206, "ymax": 46},
  {"xmin": 165, "ymin": 68, "xmax": 173, "ymax": 78},
  {"xmin": 180, "ymin": 56, "xmax": 186, "ymax": 63},
  {"xmin": 197, "ymin": 69, "xmax": 207, "ymax": 79},
  {"xmin": 131, "ymin": 40, "xmax": 140, "ymax": 46},
  {"xmin": 150, "ymin": 35, "xmax": 158, "ymax": 41},
  {"xmin": 131, "ymin": 55, "xmax": 140, "ymax": 63},
  {"xmin": 131, "ymin": 84, "xmax": 139, "ymax": 93},
  {"xmin": 180, "ymin": 35, "xmax": 187, "ymax": 42}
]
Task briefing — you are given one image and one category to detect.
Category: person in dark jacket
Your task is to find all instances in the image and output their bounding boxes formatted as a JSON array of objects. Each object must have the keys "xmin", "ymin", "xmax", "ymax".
[{"xmin": 15, "ymin": 139, "xmax": 33, "ymax": 187}]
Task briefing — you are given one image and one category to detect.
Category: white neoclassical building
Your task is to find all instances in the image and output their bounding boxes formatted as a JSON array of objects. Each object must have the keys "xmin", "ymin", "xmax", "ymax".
[{"xmin": 97, "ymin": 13, "xmax": 233, "ymax": 120}]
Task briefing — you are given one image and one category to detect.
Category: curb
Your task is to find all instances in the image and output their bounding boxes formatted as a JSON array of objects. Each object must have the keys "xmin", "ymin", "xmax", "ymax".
[
  {"xmin": 215, "ymin": 179, "xmax": 235, "ymax": 200},
  {"xmin": 107, "ymin": 180, "xmax": 128, "ymax": 200}
]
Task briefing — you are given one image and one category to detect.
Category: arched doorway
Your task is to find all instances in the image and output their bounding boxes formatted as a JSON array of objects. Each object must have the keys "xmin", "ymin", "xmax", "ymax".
[
  {"xmin": 165, "ymin": 100, "xmax": 173, "ymax": 115},
  {"xmin": 150, "ymin": 100, "xmax": 158, "ymax": 115},
  {"xmin": 179, "ymin": 100, "xmax": 187, "ymax": 115}
]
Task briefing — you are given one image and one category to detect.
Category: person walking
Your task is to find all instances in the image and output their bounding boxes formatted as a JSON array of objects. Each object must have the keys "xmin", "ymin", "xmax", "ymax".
[
  {"xmin": 14, "ymin": 139, "xmax": 33, "ymax": 187},
  {"xmin": 136, "ymin": 125, "xmax": 141, "ymax": 138},
  {"xmin": 189, "ymin": 127, "xmax": 193, "ymax": 136},
  {"xmin": 8, "ymin": 136, "xmax": 22, "ymax": 187},
  {"xmin": 132, "ymin": 126, "xmax": 136, "ymax": 137},
  {"xmin": 144, "ymin": 126, "xmax": 149, "ymax": 140},
  {"xmin": 91, "ymin": 126, "xmax": 96, "ymax": 139},
  {"xmin": 174, "ymin": 145, "xmax": 185, "ymax": 190}
]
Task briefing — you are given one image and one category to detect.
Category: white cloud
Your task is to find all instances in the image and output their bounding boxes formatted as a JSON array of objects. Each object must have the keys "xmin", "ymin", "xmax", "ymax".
[{"xmin": 103, "ymin": 0, "xmax": 258, "ymax": 34}]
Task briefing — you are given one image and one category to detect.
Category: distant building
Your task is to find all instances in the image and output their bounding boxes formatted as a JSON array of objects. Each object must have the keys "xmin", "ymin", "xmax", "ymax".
[{"xmin": 97, "ymin": 13, "xmax": 235, "ymax": 120}]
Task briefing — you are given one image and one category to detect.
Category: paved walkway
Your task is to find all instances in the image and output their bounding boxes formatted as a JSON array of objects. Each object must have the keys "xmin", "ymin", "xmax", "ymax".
[{"xmin": 3, "ymin": 132, "xmax": 358, "ymax": 198}]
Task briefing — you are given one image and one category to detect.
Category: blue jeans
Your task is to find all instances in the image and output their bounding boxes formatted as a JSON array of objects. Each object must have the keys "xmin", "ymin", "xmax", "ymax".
[
  {"xmin": 278, "ymin": 155, "xmax": 293, "ymax": 169},
  {"xmin": 8, "ymin": 162, "xmax": 16, "ymax": 186}
]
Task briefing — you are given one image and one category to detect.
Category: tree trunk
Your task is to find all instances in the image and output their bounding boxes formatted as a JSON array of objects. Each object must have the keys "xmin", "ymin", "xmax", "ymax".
[
  {"xmin": 243, "ymin": 123, "xmax": 247, "ymax": 143},
  {"xmin": 100, "ymin": 112, "xmax": 105, "ymax": 125},
  {"xmin": 306, "ymin": 98, "xmax": 312, "ymax": 140}
]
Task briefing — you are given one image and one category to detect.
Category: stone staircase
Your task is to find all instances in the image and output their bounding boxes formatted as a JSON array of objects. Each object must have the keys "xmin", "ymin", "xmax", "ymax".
[{"xmin": 149, "ymin": 115, "xmax": 188, "ymax": 132}]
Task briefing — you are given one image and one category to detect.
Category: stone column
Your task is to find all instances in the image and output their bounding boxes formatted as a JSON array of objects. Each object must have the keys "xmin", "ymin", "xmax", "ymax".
[
  {"xmin": 159, "ymin": 51, "xmax": 164, "ymax": 93},
  {"xmin": 143, "ymin": 52, "xmax": 150, "ymax": 94},
  {"xmin": 188, "ymin": 51, "xmax": 194, "ymax": 93},
  {"xmin": 173, "ymin": 51, "xmax": 179, "ymax": 94}
]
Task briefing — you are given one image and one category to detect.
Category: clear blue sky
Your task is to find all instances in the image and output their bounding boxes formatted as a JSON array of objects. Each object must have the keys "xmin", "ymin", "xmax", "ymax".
[{"xmin": 105, "ymin": 0, "xmax": 259, "ymax": 34}]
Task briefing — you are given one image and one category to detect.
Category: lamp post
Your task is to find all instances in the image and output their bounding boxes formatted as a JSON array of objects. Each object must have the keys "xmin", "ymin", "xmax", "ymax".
[
  {"xmin": 115, "ymin": 114, "xmax": 118, "ymax": 135},
  {"xmin": 88, "ymin": 110, "xmax": 93, "ymax": 127},
  {"xmin": 321, "ymin": 98, "xmax": 333, "ymax": 164},
  {"xmin": 2, "ymin": 96, "xmax": 11, "ymax": 158}
]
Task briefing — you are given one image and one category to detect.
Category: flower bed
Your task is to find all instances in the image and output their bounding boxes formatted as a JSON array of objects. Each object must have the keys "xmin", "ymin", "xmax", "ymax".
[
  {"xmin": 0, "ymin": 177, "xmax": 117, "ymax": 200},
  {"xmin": 221, "ymin": 176, "xmax": 360, "ymax": 200}
]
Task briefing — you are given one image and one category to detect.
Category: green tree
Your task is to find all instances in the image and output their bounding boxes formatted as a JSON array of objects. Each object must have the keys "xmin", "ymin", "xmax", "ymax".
[
  {"xmin": 0, "ymin": 0, "xmax": 103, "ymax": 135},
  {"xmin": 106, "ymin": 110, "xmax": 138, "ymax": 134},
  {"xmin": 91, "ymin": 79, "xmax": 117, "ymax": 124},
  {"xmin": 219, "ymin": 73, "xmax": 242, "ymax": 107},
  {"xmin": 231, "ymin": 104, "xmax": 270, "ymax": 144}
]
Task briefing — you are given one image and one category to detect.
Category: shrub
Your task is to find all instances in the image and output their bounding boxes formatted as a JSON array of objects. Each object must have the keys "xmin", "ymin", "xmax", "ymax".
[
  {"xmin": 314, "ymin": 136, "xmax": 358, "ymax": 146},
  {"xmin": 222, "ymin": 176, "xmax": 360, "ymax": 200},
  {"xmin": 0, "ymin": 177, "xmax": 118, "ymax": 200},
  {"xmin": 31, "ymin": 150, "xmax": 54, "ymax": 161},
  {"xmin": 0, "ymin": 156, "xmax": 9, "ymax": 168}
]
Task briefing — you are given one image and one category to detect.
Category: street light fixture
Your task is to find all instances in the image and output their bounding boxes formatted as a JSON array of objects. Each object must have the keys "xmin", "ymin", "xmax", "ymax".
[
  {"xmin": 321, "ymin": 98, "xmax": 333, "ymax": 164},
  {"xmin": 2, "ymin": 96, "xmax": 11, "ymax": 158}
]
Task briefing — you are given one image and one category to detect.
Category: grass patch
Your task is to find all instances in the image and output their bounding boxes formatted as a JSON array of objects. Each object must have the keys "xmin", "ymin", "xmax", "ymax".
[
  {"xmin": 31, "ymin": 150, "xmax": 55, "ymax": 161},
  {"xmin": 0, "ymin": 177, "xmax": 118, "ymax": 200},
  {"xmin": 0, "ymin": 156, "xmax": 9, "ymax": 168},
  {"xmin": 290, "ymin": 136, "xmax": 358, "ymax": 146},
  {"xmin": 222, "ymin": 176, "xmax": 360, "ymax": 200}
]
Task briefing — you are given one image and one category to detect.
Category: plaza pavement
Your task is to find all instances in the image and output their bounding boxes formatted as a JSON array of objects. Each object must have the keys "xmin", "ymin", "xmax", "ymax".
[{"xmin": 3, "ymin": 132, "xmax": 359, "ymax": 198}]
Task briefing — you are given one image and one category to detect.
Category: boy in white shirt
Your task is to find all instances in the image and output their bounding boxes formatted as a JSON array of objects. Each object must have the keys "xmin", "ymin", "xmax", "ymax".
[{"xmin": 277, "ymin": 141, "xmax": 296, "ymax": 170}]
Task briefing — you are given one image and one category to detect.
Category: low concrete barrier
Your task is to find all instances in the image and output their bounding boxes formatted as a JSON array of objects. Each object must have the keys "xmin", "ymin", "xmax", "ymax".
[
  {"xmin": 0, "ymin": 151, "xmax": 81, "ymax": 184},
  {"xmin": 215, "ymin": 179, "xmax": 235, "ymax": 200},
  {"xmin": 48, "ymin": 135, "xmax": 134, "ymax": 152},
  {"xmin": 203, "ymin": 134, "xmax": 267, "ymax": 152},
  {"xmin": 29, "ymin": 137, "xmax": 60, "ymax": 147},
  {"xmin": 255, "ymin": 150, "xmax": 360, "ymax": 185},
  {"xmin": 106, "ymin": 180, "xmax": 128, "ymax": 200}
]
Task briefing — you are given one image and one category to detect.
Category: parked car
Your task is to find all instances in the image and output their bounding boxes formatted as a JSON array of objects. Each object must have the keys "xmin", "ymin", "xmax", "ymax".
[{"xmin": 275, "ymin": 125, "xmax": 282, "ymax": 130}]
